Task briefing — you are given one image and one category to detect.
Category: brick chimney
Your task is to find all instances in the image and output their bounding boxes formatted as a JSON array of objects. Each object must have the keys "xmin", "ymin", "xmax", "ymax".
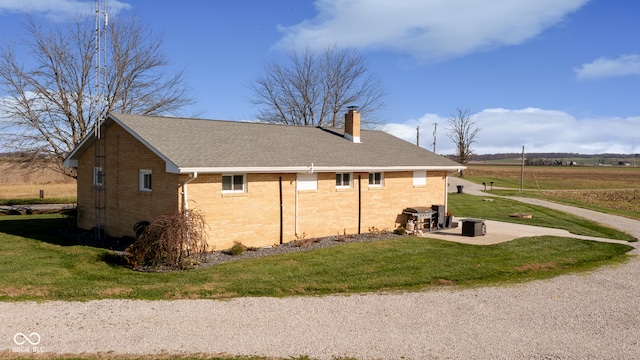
[{"xmin": 344, "ymin": 106, "xmax": 361, "ymax": 143}]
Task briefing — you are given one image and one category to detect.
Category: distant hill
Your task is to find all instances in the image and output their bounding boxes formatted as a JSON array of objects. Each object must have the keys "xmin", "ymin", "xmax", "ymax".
[{"xmin": 445, "ymin": 153, "xmax": 638, "ymax": 166}]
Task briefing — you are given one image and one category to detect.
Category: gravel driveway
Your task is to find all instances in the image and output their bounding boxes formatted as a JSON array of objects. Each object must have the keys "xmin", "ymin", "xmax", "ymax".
[{"xmin": 2, "ymin": 184, "xmax": 639, "ymax": 359}]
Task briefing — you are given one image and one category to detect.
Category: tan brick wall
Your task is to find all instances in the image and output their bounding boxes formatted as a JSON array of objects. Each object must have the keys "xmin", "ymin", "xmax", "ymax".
[
  {"xmin": 297, "ymin": 171, "xmax": 447, "ymax": 238},
  {"xmin": 182, "ymin": 173, "xmax": 296, "ymax": 250},
  {"xmin": 76, "ymin": 124, "xmax": 179, "ymax": 238},
  {"xmin": 361, "ymin": 171, "xmax": 448, "ymax": 231},
  {"xmin": 185, "ymin": 171, "xmax": 448, "ymax": 249}
]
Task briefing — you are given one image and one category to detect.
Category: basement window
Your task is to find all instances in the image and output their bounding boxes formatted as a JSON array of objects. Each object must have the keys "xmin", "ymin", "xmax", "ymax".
[
  {"xmin": 336, "ymin": 173, "xmax": 352, "ymax": 188},
  {"xmin": 222, "ymin": 174, "xmax": 246, "ymax": 193},
  {"xmin": 93, "ymin": 167, "xmax": 103, "ymax": 186},
  {"xmin": 139, "ymin": 169, "xmax": 152, "ymax": 192},
  {"xmin": 368, "ymin": 172, "xmax": 383, "ymax": 187}
]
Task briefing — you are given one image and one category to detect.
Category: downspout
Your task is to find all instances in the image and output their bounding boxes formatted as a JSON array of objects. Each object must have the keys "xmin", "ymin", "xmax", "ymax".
[
  {"xmin": 358, "ymin": 175, "xmax": 362, "ymax": 234},
  {"xmin": 295, "ymin": 176, "xmax": 299, "ymax": 237},
  {"xmin": 182, "ymin": 172, "xmax": 198, "ymax": 211},
  {"xmin": 279, "ymin": 176, "xmax": 283, "ymax": 245},
  {"xmin": 182, "ymin": 172, "xmax": 198, "ymax": 256},
  {"xmin": 444, "ymin": 174, "xmax": 449, "ymax": 217}
]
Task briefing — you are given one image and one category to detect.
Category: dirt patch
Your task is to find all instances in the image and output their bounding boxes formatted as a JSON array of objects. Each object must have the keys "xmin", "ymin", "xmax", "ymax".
[
  {"xmin": 435, "ymin": 279, "xmax": 455, "ymax": 285},
  {"xmin": 515, "ymin": 262, "xmax": 559, "ymax": 272},
  {"xmin": 0, "ymin": 285, "xmax": 51, "ymax": 298},
  {"xmin": 509, "ymin": 213, "xmax": 533, "ymax": 218},
  {"xmin": 100, "ymin": 287, "xmax": 134, "ymax": 297}
]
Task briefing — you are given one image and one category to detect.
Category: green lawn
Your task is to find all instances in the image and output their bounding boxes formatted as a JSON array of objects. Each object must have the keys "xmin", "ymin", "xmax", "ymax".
[
  {"xmin": 0, "ymin": 214, "xmax": 633, "ymax": 301},
  {"xmin": 487, "ymin": 189, "xmax": 640, "ymax": 221},
  {"xmin": 447, "ymin": 193, "xmax": 637, "ymax": 241}
]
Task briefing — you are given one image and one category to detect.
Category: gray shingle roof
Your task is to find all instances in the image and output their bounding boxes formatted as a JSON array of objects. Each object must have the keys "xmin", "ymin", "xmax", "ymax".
[{"xmin": 65, "ymin": 113, "xmax": 464, "ymax": 173}]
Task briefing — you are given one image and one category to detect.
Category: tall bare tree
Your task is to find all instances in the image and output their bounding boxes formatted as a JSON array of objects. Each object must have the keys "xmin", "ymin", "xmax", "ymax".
[
  {"xmin": 447, "ymin": 108, "xmax": 479, "ymax": 167},
  {"xmin": 250, "ymin": 46, "xmax": 385, "ymax": 127},
  {"xmin": 0, "ymin": 14, "xmax": 193, "ymax": 176}
]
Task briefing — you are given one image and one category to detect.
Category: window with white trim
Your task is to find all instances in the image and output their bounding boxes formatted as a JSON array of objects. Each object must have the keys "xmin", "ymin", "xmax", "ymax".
[
  {"xmin": 222, "ymin": 174, "xmax": 246, "ymax": 193},
  {"xmin": 413, "ymin": 171, "xmax": 427, "ymax": 186},
  {"xmin": 139, "ymin": 169, "xmax": 152, "ymax": 192},
  {"xmin": 336, "ymin": 173, "xmax": 352, "ymax": 188},
  {"xmin": 368, "ymin": 172, "xmax": 383, "ymax": 187},
  {"xmin": 93, "ymin": 167, "xmax": 103, "ymax": 186}
]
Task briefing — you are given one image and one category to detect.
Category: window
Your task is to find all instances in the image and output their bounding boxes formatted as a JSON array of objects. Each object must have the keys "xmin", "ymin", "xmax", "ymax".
[
  {"xmin": 93, "ymin": 167, "xmax": 103, "ymax": 186},
  {"xmin": 336, "ymin": 173, "xmax": 352, "ymax": 188},
  {"xmin": 222, "ymin": 174, "xmax": 246, "ymax": 192},
  {"xmin": 297, "ymin": 173, "xmax": 318, "ymax": 191},
  {"xmin": 413, "ymin": 171, "xmax": 427, "ymax": 186},
  {"xmin": 368, "ymin": 172, "xmax": 383, "ymax": 187},
  {"xmin": 140, "ymin": 169, "xmax": 152, "ymax": 191}
]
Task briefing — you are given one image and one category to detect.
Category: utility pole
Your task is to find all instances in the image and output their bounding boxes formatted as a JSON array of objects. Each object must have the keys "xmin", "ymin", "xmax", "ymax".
[
  {"xmin": 432, "ymin": 122, "xmax": 438, "ymax": 153},
  {"xmin": 416, "ymin": 126, "xmax": 420, "ymax": 147},
  {"xmin": 520, "ymin": 146, "xmax": 525, "ymax": 193},
  {"xmin": 633, "ymin": 137, "xmax": 636, "ymax": 167}
]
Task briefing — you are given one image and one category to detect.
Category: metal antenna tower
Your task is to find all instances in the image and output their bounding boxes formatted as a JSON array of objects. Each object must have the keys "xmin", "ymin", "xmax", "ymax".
[{"xmin": 94, "ymin": 0, "xmax": 108, "ymax": 241}]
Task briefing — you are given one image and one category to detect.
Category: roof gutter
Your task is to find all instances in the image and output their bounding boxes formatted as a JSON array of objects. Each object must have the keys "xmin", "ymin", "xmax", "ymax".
[{"xmin": 174, "ymin": 165, "xmax": 466, "ymax": 174}]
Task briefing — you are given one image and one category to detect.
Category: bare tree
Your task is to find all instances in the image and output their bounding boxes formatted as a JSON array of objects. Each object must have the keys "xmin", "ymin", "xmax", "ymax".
[
  {"xmin": 0, "ymin": 14, "xmax": 193, "ymax": 177},
  {"xmin": 447, "ymin": 108, "xmax": 479, "ymax": 167},
  {"xmin": 250, "ymin": 46, "xmax": 385, "ymax": 127}
]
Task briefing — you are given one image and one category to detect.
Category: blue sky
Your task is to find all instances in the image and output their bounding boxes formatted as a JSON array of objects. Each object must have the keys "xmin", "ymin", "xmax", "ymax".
[{"xmin": 1, "ymin": 0, "xmax": 639, "ymax": 155}]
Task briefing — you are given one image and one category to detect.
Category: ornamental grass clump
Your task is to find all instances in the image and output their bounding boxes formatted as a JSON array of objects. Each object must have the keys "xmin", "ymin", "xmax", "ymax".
[
  {"xmin": 228, "ymin": 241, "xmax": 247, "ymax": 256},
  {"xmin": 126, "ymin": 209, "xmax": 209, "ymax": 270}
]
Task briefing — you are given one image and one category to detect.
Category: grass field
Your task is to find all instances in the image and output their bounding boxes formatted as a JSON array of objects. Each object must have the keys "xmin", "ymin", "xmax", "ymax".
[
  {"xmin": 462, "ymin": 164, "xmax": 640, "ymax": 220},
  {"xmin": 0, "ymin": 162, "xmax": 76, "ymax": 201},
  {"xmin": 447, "ymin": 193, "xmax": 637, "ymax": 241},
  {"xmin": 464, "ymin": 164, "xmax": 640, "ymax": 190},
  {"xmin": 0, "ymin": 214, "xmax": 633, "ymax": 301}
]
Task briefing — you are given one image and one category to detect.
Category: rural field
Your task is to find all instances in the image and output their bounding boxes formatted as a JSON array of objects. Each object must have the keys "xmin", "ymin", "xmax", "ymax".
[
  {"xmin": 463, "ymin": 164, "xmax": 640, "ymax": 219},
  {"xmin": 0, "ymin": 161, "xmax": 76, "ymax": 201}
]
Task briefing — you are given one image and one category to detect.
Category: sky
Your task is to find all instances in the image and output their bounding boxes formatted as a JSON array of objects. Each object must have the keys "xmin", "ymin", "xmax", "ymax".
[{"xmin": 0, "ymin": 0, "xmax": 639, "ymax": 155}]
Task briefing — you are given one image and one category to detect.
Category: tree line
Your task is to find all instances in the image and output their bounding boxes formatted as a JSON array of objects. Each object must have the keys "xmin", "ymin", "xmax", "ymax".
[{"xmin": 0, "ymin": 11, "xmax": 479, "ymax": 177}]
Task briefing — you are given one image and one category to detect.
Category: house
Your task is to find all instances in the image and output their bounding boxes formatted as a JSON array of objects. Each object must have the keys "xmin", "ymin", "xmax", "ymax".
[{"xmin": 63, "ymin": 109, "xmax": 465, "ymax": 249}]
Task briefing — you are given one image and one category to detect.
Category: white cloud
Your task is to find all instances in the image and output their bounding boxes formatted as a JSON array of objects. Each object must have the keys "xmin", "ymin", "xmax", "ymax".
[
  {"xmin": 275, "ymin": 0, "xmax": 588, "ymax": 61},
  {"xmin": 0, "ymin": 0, "xmax": 131, "ymax": 21},
  {"xmin": 382, "ymin": 108, "xmax": 640, "ymax": 155},
  {"xmin": 575, "ymin": 54, "xmax": 640, "ymax": 80}
]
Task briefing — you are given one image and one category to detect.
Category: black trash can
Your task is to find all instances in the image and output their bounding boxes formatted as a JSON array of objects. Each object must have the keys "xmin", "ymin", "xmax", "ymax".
[
  {"xmin": 456, "ymin": 185, "xmax": 464, "ymax": 194},
  {"xmin": 461, "ymin": 218, "xmax": 486, "ymax": 237}
]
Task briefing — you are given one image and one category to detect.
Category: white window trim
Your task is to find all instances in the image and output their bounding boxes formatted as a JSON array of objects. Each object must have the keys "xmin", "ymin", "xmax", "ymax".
[
  {"xmin": 222, "ymin": 174, "xmax": 247, "ymax": 193},
  {"xmin": 93, "ymin": 167, "xmax": 103, "ymax": 186},
  {"xmin": 139, "ymin": 169, "xmax": 152, "ymax": 192},
  {"xmin": 368, "ymin": 172, "xmax": 384, "ymax": 187},
  {"xmin": 336, "ymin": 172, "xmax": 353, "ymax": 188}
]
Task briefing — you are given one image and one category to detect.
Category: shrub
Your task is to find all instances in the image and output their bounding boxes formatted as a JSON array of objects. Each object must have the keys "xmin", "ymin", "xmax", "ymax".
[
  {"xmin": 367, "ymin": 226, "xmax": 390, "ymax": 238},
  {"xmin": 393, "ymin": 226, "xmax": 406, "ymax": 235},
  {"xmin": 126, "ymin": 209, "xmax": 209, "ymax": 270},
  {"xmin": 228, "ymin": 242, "xmax": 247, "ymax": 256}
]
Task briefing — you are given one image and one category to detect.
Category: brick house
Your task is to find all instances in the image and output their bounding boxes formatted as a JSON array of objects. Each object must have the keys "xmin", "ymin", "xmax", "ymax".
[{"xmin": 63, "ymin": 109, "xmax": 464, "ymax": 249}]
